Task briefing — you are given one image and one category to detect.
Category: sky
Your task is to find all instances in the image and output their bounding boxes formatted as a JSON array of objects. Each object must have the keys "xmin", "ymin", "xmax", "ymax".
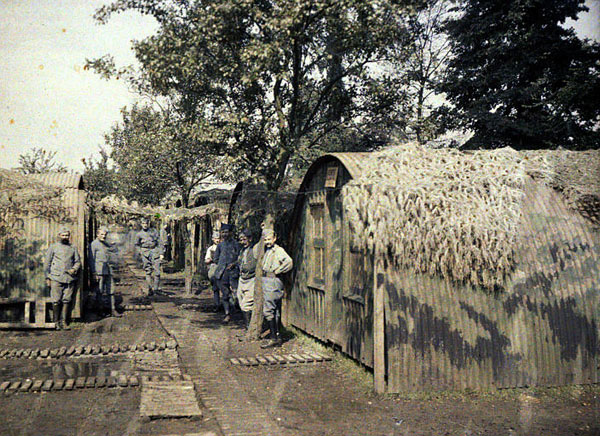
[
  {"xmin": 0, "ymin": 0, "xmax": 158, "ymax": 171},
  {"xmin": 0, "ymin": 1, "xmax": 598, "ymax": 173}
]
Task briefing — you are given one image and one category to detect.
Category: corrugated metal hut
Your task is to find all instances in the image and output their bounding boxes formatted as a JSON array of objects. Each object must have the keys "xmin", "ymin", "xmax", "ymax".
[
  {"xmin": 285, "ymin": 144, "xmax": 600, "ymax": 393},
  {"xmin": 0, "ymin": 170, "xmax": 90, "ymax": 327}
]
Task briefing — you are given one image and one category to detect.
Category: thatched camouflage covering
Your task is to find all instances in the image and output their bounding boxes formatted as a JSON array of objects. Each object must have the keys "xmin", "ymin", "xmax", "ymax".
[
  {"xmin": 287, "ymin": 144, "xmax": 600, "ymax": 392},
  {"xmin": 343, "ymin": 144, "xmax": 599, "ymax": 289}
]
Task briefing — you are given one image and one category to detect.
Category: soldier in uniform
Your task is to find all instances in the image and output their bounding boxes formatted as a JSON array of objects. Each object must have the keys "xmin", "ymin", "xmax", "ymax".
[
  {"xmin": 44, "ymin": 226, "xmax": 81, "ymax": 330},
  {"xmin": 213, "ymin": 223, "xmax": 240, "ymax": 323},
  {"xmin": 237, "ymin": 229, "xmax": 257, "ymax": 330},
  {"xmin": 134, "ymin": 217, "xmax": 164, "ymax": 296},
  {"xmin": 260, "ymin": 228, "xmax": 293, "ymax": 348},
  {"xmin": 89, "ymin": 226, "xmax": 121, "ymax": 317},
  {"xmin": 204, "ymin": 232, "xmax": 221, "ymax": 306}
]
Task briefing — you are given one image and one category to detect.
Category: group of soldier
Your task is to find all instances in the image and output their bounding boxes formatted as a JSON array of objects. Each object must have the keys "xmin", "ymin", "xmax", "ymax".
[
  {"xmin": 206, "ymin": 223, "xmax": 293, "ymax": 348},
  {"xmin": 43, "ymin": 218, "xmax": 292, "ymax": 347}
]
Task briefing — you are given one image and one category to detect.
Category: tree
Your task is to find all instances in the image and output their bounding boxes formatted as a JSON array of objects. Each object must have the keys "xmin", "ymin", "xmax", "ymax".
[
  {"xmin": 90, "ymin": 0, "xmax": 425, "ymax": 191},
  {"xmin": 17, "ymin": 147, "xmax": 67, "ymax": 174},
  {"xmin": 89, "ymin": 0, "xmax": 429, "ymax": 339},
  {"xmin": 81, "ymin": 147, "xmax": 119, "ymax": 201},
  {"xmin": 400, "ymin": 0, "xmax": 453, "ymax": 143},
  {"xmin": 104, "ymin": 104, "xmax": 222, "ymax": 208},
  {"xmin": 439, "ymin": 0, "xmax": 600, "ymax": 149}
]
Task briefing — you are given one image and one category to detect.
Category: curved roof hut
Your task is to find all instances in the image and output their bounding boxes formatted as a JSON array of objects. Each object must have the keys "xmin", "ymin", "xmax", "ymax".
[
  {"xmin": 285, "ymin": 144, "xmax": 600, "ymax": 393},
  {"xmin": 0, "ymin": 171, "xmax": 89, "ymax": 327}
]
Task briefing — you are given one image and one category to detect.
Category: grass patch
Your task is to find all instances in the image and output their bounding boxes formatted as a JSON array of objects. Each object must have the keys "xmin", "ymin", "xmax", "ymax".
[{"xmin": 389, "ymin": 383, "xmax": 600, "ymax": 403}]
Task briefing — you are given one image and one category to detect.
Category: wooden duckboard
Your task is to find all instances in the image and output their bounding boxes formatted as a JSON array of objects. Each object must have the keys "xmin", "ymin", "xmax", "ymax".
[{"xmin": 140, "ymin": 380, "xmax": 202, "ymax": 420}]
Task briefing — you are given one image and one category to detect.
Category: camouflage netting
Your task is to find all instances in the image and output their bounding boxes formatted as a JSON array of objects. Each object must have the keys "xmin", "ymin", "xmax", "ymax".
[
  {"xmin": 95, "ymin": 195, "xmax": 225, "ymax": 224},
  {"xmin": 342, "ymin": 144, "xmax": 600, "ymax": 290}
]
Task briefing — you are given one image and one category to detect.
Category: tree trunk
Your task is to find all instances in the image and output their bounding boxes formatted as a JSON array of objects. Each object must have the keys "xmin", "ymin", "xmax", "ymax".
[
  {"xmin": 182, "ymin": 218, "xmax": 194, "ymax": 295},
  {"xmin": 245, "ymin": 214, "xmax": 275, "ymax": 340},
  {"xmin": 246, "ymin": 233, "xmax": 265, "ymax": 340}
]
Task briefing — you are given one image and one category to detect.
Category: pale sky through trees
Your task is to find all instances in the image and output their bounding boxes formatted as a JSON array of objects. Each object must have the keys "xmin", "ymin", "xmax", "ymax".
[{"xmin": 0, "ymin": 0, "xmax": 598, "ymax": 172}]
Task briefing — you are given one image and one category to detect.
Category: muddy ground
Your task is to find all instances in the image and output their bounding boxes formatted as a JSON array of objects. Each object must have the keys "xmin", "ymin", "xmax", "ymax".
[{"xmin": 0, "ymin": 263, "xmax": 598, "ymax": 436}]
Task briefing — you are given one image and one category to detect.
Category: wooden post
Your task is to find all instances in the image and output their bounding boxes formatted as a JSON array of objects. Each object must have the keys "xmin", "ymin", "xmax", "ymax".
[
  {"xmin": 183, "ymin": 218, "xmax": 193, "ymax": 295},
  {"xmin": 246, "ymin": 234, "xmax": 265, "ymax": 340},
  {"xmin": 373, "ymin": 257, "xmax": 386, "ymax": 393}
]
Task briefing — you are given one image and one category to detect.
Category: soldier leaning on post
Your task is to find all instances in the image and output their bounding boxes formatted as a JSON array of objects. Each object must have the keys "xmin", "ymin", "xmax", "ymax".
[
  {"xmin": 260, "ymin": 228, "xmax": 293, "ymax": 348},
  {"xmin": 89, "ymin": 226, "xmax": 121, "ymax": 317},
  {"xmin": 237, "ymin": 228, "xmax": 257, "ymax": 330},
  {"xmin": 44, "ymin": 226, "xmax": 81, "ymax": 330},
  {"xmin": 134, "ymin": 217, "xmax": 165, "ymax": 296},
  {"xmin": 213, "ymin": 223, "xmax": 241, "ymax": 323},
  {"xmin": 204, "ymin": 232, "xmax": 221, "ymax": 306}
]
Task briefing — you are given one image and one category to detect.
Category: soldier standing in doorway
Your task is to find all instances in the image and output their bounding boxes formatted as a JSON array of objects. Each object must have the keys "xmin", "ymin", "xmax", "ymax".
[
  {"xmin": 213, "ymin": 223, "xmax": 240, "ymax": 323},
  {"xmin": 89, "ymin": 226, "xmax": 121, "ymax": 317},
  {"xmin": 260, "ymin": 228, "xmax": 293, "ymax": 348},
  {"xmin": 135, "ymin": 217, "xmax": 164, "ymax": 296},
  {"xmin": 44, "ymin": 227, "xmax": 81, "ymax": 330}
]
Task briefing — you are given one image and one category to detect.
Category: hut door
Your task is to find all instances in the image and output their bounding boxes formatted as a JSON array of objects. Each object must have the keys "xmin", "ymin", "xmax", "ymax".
[{"xmin": 306, "ymin": 192, "xmax": 329, "ymax": 338}]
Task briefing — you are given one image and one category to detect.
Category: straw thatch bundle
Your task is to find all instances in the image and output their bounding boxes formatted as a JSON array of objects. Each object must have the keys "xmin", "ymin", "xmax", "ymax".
[{"xmin": 342, "ymin": 144, "xmax": 599, "ymax": 290}]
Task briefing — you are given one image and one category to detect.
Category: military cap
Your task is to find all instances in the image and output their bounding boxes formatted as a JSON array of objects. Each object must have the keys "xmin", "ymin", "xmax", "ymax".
[
  {"xmin": 220, "ymin": 223, "xmax": 233, "ymax": 231},
  {"xmin": 262, "ymin": 228, "xmax": 276, "ymax": 238}
]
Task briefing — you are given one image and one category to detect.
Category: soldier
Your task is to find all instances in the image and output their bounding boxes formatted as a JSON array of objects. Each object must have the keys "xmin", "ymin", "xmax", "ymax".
[
  {"xmin": 204, "ymin": 232, "xmax": 220, "ymax": 306},
  {"xmin": 237, "ymin": 229, "xmax": 257, "ymax": 330},
  {"xmin": 134, "ymin": 217, "xmax": 165, "ymax": 296},
  {"xmin": 260, "ymin": 228, "xmax": 293, "ymax": 348},
  {"xmin": 213, "ymin": 223, "xmax": 241, "ymax": 323},
  {"xmin": 89, "ymin": 226, "xmax": 121, "ymax": 317},
  {"xmin": 44, "ymin": 226, "xmax": 81, "ymax": 330}
]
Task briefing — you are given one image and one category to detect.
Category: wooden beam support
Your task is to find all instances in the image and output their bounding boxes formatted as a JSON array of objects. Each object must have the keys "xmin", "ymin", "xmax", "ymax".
[{"xmin": 373, "ymin": 258, "xmax": 386, "ymax": 394}]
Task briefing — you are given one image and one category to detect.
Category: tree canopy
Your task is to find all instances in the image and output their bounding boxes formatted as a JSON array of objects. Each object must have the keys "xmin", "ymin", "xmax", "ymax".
[
  {"xmin": 440, "ymin": 0, "xmax": 600, "ymax": 149},
  {"xmin": 89, "ymin": 0, "xmax": 427, "ymax": 191},
  {"xmin": 17, "ymin": 147, "xmax": 67, "ymax": 174},
  {"xmin": 104, "ymin": 104, "xmax": 225, "ymax": 207}
]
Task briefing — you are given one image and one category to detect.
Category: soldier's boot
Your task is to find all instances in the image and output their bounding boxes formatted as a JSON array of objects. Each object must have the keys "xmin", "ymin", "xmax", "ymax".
[
  {"xmin": 242, "ymin": 311, "xmax": 251, "ymax": 330},
  {"xmin": 53, "ymin": 303, "xmax": 62, "ymax": 330},
  {"xmin": 145, "ymin": 275, "xmax": 153, "ymax": 296},
  {"xmin": 110, "ymin": 294, "xmax": 122, "ymax": 318},
  {"xmin": 60, "ymin": 303, "xmax": 71, "ymax": 330},
  {"xmin": 261, "ymin": 318, "xmax": 282, "ymax": 348}
]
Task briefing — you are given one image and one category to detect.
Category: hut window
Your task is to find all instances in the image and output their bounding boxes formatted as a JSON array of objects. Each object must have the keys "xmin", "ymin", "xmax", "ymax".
[
  {"xmin": 344, "ymin": 246, "xmax": 365, "ymax": 302},
  {"xmin": 309, "ymin": 202, "xmax": 326, "ymax": 289}
]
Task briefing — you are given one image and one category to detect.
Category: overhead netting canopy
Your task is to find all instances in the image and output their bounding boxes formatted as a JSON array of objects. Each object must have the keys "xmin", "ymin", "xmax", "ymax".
[
  {"xmin": 342, "ymin": 144, "xmax": 600, "ymax": 290},
  {"xmin": 95, "ymin": 195, "xmax": 225, "ymax": 223}
]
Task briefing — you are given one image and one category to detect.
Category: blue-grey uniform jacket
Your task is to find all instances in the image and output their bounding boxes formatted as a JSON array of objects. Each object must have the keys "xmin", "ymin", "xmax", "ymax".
[
  {"xmin": 213, "ymin": 238, "xmax": 241, "ymax": 279},
  {"xmin": 134, "ymin": 228, "xmax": 164, "ymax": 256},
  {"xmin": 44, "ymin": 242, "xmax": 81, "ymax": 284},
  {"xmin": 89, "ymin": 239, "xmax": 112, "ymax": 276}
]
